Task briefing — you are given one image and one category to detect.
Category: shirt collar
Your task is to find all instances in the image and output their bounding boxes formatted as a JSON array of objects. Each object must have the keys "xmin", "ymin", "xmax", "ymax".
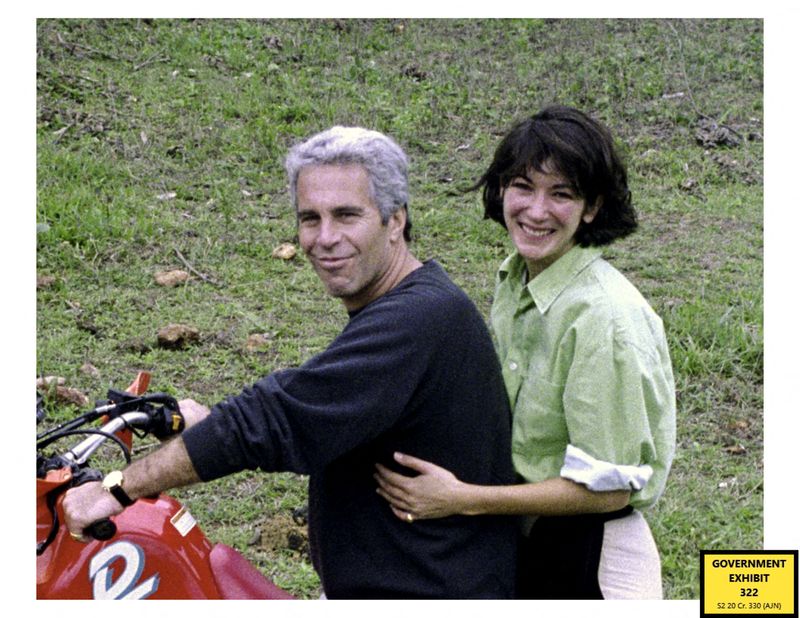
[{"xmin": 499, "ymin": 246, "xmax": 603, "ymax": 314}]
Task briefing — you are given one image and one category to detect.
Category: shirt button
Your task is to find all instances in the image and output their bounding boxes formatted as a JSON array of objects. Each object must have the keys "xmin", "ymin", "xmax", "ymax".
[{"xmin": 508, "ymin": 361, "xmax": 518, "ymax": 371}]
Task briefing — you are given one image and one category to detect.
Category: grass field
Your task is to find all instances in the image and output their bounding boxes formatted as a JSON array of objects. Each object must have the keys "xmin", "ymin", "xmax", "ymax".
[{"xmin": 36, "ymin": 18, "xmax": 763, "ymax": 599}]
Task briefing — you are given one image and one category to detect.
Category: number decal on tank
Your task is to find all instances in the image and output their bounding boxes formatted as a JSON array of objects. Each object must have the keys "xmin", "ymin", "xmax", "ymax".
[{"xmin": 89, "ymin": 541, "xmax": 159, "ymax": 599}]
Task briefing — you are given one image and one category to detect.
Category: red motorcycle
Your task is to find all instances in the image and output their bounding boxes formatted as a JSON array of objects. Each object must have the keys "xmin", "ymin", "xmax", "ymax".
[{"xmin": 36, "ymin": 372, "xmax": 294, "ymax": 600}]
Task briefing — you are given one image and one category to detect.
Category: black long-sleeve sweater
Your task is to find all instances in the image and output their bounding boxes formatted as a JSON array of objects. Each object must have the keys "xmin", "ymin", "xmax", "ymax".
[{"xmin": 182, "ymin": 261, "xmax": 516, "ymax": 598}]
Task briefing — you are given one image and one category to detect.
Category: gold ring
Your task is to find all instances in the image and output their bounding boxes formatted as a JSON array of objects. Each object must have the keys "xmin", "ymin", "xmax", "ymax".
[
  {"xmin": 70, "ymin": 531, "xmax": 84, "ymax": 542},
  {"xmin": 405, "ymin": 513, "xmax": 414, "ymax": 524}
]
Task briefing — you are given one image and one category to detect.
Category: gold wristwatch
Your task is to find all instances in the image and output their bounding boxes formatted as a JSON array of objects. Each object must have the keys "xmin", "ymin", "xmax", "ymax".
[{"xmin": 102, "ymin": 470, "xmax": 135, "ymax": 507}]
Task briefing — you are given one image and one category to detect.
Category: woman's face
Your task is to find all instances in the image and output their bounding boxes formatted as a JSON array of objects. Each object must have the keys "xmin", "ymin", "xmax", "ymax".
[{"xmin": 502, "ymin": 166, "xmax": 597, "ymax": 278}]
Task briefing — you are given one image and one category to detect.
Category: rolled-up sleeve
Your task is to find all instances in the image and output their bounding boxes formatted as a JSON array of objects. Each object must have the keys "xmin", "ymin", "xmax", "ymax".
[
  {"xmin": 560, "ymin": 300, "xmax": 676, "ymax": 508},
  {"xmin": 560, "ymin": 444, "xmax": 653, "ymax": 491}
]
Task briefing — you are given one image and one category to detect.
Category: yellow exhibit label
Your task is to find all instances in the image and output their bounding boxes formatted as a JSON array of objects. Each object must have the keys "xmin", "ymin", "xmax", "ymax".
[{"xmin": 701, "ymin": 551, "xmax": 798, "ymax": 616}]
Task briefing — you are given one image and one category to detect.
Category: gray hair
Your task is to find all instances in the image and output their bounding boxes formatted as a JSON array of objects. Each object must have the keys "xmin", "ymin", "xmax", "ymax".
[{"xmin": 284, "ymin": 126, "xmax": 412, "ymax": 240}]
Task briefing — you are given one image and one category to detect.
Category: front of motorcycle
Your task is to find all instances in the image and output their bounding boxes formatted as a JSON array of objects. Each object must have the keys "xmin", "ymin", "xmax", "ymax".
[{"xmin": 36, "ymin": 372, "xmax": 293, "ymax": 600}]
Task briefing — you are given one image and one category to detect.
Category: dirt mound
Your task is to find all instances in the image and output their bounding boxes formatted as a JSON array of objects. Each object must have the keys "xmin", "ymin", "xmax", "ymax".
[{"xmin": 255, "ymin": 508, "xmax": 309, "ymax": 559}]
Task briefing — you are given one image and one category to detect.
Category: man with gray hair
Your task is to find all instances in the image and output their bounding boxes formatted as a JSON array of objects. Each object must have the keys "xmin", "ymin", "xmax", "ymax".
[{"xmin": 64, "ymin": 126, "xmax": 517, "ymax": 599}]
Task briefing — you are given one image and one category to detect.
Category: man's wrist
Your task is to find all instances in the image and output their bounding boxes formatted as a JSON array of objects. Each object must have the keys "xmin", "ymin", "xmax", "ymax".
[{"xmin": 101, "ymin": 470, "xmax": 136, "ymax": 507}]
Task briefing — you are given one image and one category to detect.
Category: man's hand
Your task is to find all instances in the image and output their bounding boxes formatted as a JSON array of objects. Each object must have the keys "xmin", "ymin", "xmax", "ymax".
[
  {"xmin": 63, "ymin": 419, "xmax": 204, "ymax": 542},
  {"xmin": 62, "ymin": 481, "xmax": 124, "ymax": 542},
  {"xmin": 178, "ymin": 399, "xmax": 211, "ymax": 430}
]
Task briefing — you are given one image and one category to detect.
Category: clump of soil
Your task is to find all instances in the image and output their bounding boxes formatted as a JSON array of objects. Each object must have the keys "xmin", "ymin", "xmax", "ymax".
[
  {"xmin": 157, "ymin": 323, "xmax": 200, "ymax": 349},
  {"xmin": 154, "ymin": 269, "xmax": 191, "ymax": 287},
  {"xmin": 255, "ymin": 510, "xmax": 309, "ymax": 559}
]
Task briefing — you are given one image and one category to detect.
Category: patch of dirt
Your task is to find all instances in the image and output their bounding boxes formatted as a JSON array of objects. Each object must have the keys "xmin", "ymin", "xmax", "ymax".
[
  {"xmin": 157, "ymin": 323, "xmax": 200, "ymax": 349},
  {"xmin": 244, "ymin": 332, "xmax": 274, "ymax": 353},
  {"xmin": 117, "ymin": 337, "xmax": 152, "ymax": 354},
  {"xmin": 154, "ymin": 269, "xmax": 191, "ymax": 287},
  {"xmin": 254, "ymin": 509, "xmax": 309, "ymax": 559},
  {"xmin": 36, "ymin": 378, "xmax": 90, "ymax": 407},
  {"xmin": 37, "ymin": 274, "xmax": 57, "ymax": 289}
]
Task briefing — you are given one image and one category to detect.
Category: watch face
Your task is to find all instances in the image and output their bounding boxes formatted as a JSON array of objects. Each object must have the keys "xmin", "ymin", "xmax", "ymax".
[
  {"xmin": 104, "ymin": 470, "xmax": 123, "ymax": 489},
  {"xmin": 102, "ymin": 470, "xmax": 134, "ymax": 506}
]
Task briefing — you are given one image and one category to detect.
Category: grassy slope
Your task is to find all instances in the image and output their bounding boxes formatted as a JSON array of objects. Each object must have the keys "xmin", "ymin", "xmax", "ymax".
[{"xmin": 36, "ymin": 18, "xmax": 763, "ymax": 599}]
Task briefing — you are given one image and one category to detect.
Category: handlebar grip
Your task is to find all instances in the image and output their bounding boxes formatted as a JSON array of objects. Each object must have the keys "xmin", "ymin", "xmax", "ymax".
[
  {"xmin": 85, "ymin": 518, "xmax": 117, "ymax": 541},
  {"xmin": 151, "ymin": 407, "xmax": 185, "ymax": 440}
]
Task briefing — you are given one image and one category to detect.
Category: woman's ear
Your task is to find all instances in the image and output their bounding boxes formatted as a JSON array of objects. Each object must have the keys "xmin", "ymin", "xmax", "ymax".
[{"xmin": 582, "ymin": 196, "xmax": 602, "ymax": 224}]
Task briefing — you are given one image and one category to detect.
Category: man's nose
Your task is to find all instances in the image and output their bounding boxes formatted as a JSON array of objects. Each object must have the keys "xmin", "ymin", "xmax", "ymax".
[{"xmin": 316, "ymin": 218, "xmax": 340, "ymax": 247}]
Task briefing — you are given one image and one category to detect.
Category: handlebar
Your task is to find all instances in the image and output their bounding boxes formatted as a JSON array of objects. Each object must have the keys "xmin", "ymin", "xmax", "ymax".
[
  {"xmin": 67, "ymin": 411, "xmax": 158, "ymax": 542},
  {"xmin": 38, "ymin": 392, "xmax": 183, "ymax": 456},
  {"xmin": 65, "ymin": 411, "xmax": 151, "ymax": 465},
  {"xmin": 37, "ymin": 389, "xmax": 183, "ymax": 552}
]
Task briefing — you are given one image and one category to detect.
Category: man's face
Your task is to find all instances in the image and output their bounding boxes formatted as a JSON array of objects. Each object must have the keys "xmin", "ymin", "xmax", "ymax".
[{"xmin": 296, "ymin": 163, "xmax": 405, "ymax": 311}]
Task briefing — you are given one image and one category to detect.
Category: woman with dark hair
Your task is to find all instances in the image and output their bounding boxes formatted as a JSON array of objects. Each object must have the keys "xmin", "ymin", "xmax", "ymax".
[{"xmin": 375, "ymin": 106, "xmax": 676, "ymax": 599}]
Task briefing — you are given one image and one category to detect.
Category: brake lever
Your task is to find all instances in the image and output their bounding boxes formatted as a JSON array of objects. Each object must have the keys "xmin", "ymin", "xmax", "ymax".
[{"xmin": 98, "ymin": 391, "xmax": 179, "ymax": 416}]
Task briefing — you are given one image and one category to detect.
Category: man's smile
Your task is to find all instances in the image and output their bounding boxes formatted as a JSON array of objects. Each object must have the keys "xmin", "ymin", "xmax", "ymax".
[{"xmin": 314, "ymin": 255, "xmax": 354, "ymax": 270}]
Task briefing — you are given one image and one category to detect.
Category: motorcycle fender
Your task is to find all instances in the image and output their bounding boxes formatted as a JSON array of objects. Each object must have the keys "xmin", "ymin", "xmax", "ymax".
[{"xmin": 209, "ymin": 543, "xmax": 294, "ymax": 600}]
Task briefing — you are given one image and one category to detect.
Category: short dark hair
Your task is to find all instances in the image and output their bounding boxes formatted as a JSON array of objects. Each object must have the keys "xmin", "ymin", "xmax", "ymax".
[{"xmin": 473, "ymin": 106, "xmax": 636, "ymax": 246}]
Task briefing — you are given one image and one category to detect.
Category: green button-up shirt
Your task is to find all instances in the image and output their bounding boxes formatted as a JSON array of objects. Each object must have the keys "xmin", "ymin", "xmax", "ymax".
[{"xmin": 490, "ymin": 246, "xmax": 676, "ymax": 509}]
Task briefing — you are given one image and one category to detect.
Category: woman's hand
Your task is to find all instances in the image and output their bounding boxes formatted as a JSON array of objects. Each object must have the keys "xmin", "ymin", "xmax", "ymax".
[{"xmin": 374, "ymin": 452, "xmax": 466, "ymax": 521}]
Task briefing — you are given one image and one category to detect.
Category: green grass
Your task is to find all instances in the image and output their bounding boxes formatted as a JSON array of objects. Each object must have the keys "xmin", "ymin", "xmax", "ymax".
[{"xmin": 37, "ymin": 18, "xmax": 763, "ymax": 599}]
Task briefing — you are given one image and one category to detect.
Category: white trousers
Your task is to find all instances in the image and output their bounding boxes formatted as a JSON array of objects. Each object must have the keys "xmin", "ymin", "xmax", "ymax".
[{"xmin": 597, "ymin": 510, "xmax": 663, "ymax": 599}]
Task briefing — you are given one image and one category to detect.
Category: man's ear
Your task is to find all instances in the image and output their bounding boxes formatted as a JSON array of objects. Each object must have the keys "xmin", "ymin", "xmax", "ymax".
[{"xmin": 388, "ymin": 207, "xmax": 407, "ymax": 242}]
